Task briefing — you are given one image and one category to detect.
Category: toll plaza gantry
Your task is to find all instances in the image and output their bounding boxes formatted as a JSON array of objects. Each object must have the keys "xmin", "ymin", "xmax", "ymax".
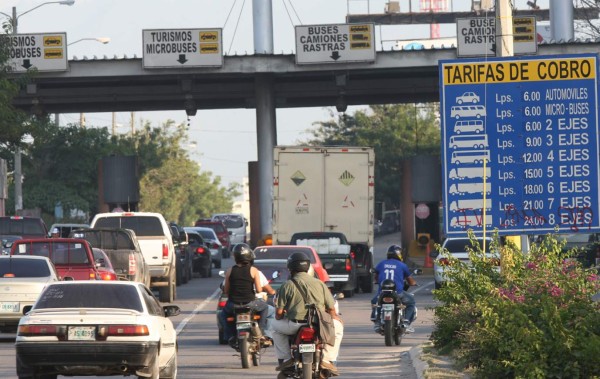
[{"xmin": 8, "ymin": 35, "xmax": 600, "ymax": 239}]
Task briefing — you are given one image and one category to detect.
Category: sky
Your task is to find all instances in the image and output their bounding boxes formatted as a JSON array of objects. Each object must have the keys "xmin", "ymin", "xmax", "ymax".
[{"xmin": 2, "ymin": 0, "xmax": 549, "ymax": 188}]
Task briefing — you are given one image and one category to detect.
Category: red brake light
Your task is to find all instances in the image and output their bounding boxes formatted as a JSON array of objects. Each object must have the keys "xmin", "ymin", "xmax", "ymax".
[
  {"xmin": 382, "ymin": 297, "xmax": 395, "ymax": 303},
  {"xmin": 350, "ymin": 251, "xmax": 356, "ymax": 259},
  {"xmin": 101, "ymin": 272, "xmax": 117, "ymax": 281},
  {"xmin": 345, "ymin": 258, "xmax": 352, "ymax": 272},
  {"xmin": 98, "ymin": 325, "xmax": 149, "ymax": 337},
  {"xmin": 195, "ymin": 247, "xmax": 206, "ymax": 254},
  {"xmin": 18, "ymin": 324, "xmax": 65, "ymax": 337},
  {"xmin": 128, "ymin": 254, "xmax": 136, "ymax": 275},
  {"xmin": 299, "ymin": 327, "xmax": 316, "ymax": 342},
  {"xmin": 218, "ymin": 300, "xmax": 227, "ymax": 308},
  {"xmin": 162, "ymin": 243, "xmax": 169, "ymax": 259},
  {"xmin": 438, "ymin": 258, "xmax": 451, "ymax": 266}
]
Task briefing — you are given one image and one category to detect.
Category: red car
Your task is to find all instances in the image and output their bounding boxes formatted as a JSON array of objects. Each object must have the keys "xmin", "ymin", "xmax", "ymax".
[
  {"xmin": 10, "ymin": 238, "xmax": 110, "ymax": 281},
  {"xmin": 252, "ymin": 245, "xmax": 330, "ymax": 284},
  {"xmin": 194, "ymin": 219, "xmax": 231, "ymax": 258}
]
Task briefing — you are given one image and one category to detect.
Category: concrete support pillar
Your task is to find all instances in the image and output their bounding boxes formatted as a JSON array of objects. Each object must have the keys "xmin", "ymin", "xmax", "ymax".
[
  {"xmin": 550, "ymin": 0, "xmax": 574, "ymax": 42},
  {"xmin": 255, "ymin": 75, "xmax": 277, "ymax": 238},
  {"xmin": 495, "ymin": 0, "xmax": 514, "ymax": 57},
  {"xmin": 252, "ymin": 0, "xmax": 274, "ymax": 54}
]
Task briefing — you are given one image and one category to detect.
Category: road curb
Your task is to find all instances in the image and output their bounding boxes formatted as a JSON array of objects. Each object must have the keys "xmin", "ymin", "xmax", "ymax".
[{"xmin": 409, "ymin": 345, "xmax": 429, "ymax": 379}]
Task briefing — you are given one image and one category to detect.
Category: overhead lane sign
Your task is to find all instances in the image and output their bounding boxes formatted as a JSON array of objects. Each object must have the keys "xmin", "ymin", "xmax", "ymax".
[
  {"xmin": 456, "ymin": 16, "xmax": 537, "ymax": 57},
  {"xmin": 295, "ymin": 23, "xmax": 375, "ymax": 64},
  {"xmin": 2, "ymin": 33, "xmax": 68, "ymax": 72},
  {"xmin": 142, "ymin": 28, "xmax": 223, "ymax": 69},
  {"xmin": 439, "ymin": 54, "xmax": 600, "ymax": 237}
]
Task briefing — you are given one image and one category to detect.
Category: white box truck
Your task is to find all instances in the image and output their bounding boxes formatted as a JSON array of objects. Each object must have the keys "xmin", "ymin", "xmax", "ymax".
[{"xmin": 272, "ymin": 146, "xmax": 375, "ymax": 296}]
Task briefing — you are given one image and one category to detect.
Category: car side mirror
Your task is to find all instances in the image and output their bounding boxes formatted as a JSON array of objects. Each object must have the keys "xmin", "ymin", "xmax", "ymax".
[
  {"xmin": 218, "ymin": 270, "xmax": 226, "ymax": 278},
  {"xmin": 272, "ymin": 270, "xmax": 280, "ymax": 280},
  {"xmin": 163, "ymin": 305, "xmax": 181, "ymax": 317}
]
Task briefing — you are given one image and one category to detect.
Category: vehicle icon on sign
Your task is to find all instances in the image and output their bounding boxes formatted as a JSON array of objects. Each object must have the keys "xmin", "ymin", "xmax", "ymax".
[
  {"xmin": 456, "ymin": 92, "xmax": 480, "ymax": 104},
  {"xmin": 450, "ymin": 105, "xmax": 486, "ymax": 119}
]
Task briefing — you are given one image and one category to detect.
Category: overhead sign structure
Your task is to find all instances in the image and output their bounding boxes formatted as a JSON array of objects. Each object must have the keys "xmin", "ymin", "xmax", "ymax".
[
  {"xmin": 142, "ymin": 28, "xmax": 223, "ymax": 68},
  {"xmin": 2, "ymin": 33, "xmax": 68, "ymax": 72},
  {"xmin": 456, "ymin": 16, "xmax": 537, "ymax": 57},
  {"xmin": 440, "ymin": 54, "xmax": 600, "ymax": 236},
  {"xmin": 295, "ymin": 23, "xmax": 375, "ymax": 65}
]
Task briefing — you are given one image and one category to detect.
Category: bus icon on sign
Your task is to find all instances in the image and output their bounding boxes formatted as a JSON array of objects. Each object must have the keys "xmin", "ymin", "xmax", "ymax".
[
  {"xmin": 451, "ymin": 150, "xmax": 490, "ymax": 165},
  {"xmin": 450, "ymin": 105, "xmax": 486, "ymax": 119}
]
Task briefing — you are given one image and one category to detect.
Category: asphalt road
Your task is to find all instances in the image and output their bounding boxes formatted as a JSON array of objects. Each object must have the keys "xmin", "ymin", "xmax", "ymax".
[{"xmin": 0, "ymin": 232, "xmax": 436, "ymax": 378}]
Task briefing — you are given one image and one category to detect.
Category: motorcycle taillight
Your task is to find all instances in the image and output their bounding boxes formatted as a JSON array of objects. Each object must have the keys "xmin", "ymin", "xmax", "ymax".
[
  {"xmin": 382, "ymin": 297, "xmax": 395, "ymax": 303},
  {"xmin": 298, "ymin": 327, "xmax": 316, "ymax": 342}
]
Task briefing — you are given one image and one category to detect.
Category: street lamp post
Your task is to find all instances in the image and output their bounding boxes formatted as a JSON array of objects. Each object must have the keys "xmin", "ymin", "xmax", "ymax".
[{"xmin": 0, "ymin": 0, "xmax": 75, "ymax": 214}]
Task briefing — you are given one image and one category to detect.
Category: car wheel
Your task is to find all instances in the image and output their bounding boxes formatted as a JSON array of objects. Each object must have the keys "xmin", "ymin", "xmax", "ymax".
[
  {"xmin": 343, "ymin": 289, "xmax": 354, "ymax": 298},
  {"xmin": 434, "ymin": 281, "xmax": 442, "ymax": 290},
  {"xmin": 206, "ymin": 264, "xmax": 212, "ymax": 278},
  {"xmin": 218, "ymin": 328, "xmax": 227, "ymax": 345},
  {"xmin": 188, "ymin": 263, "xmax": 194, "ymax": 282},
  {"xmin": 159, "ymin": 273, "xmax": 176, "ymax": 303},
  {"xmin": 215, "ymin": 260, "xmax": 222, "ymax": 269},
  {"xmin": 361, "ymin": 276, "xmax": 374, "ymax": 293}
]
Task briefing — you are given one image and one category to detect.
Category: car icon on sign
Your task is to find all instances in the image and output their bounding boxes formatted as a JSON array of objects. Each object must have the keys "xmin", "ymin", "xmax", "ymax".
[{"xmin": 456, "ymin": 92, "xmax": 480, "ymax": 104}]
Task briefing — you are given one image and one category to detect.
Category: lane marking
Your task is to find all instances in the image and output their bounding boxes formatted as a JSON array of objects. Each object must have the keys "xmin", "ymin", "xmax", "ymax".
[{"xmin": 176, "ymin": 287, "xmax": 221, "ymax": 335}]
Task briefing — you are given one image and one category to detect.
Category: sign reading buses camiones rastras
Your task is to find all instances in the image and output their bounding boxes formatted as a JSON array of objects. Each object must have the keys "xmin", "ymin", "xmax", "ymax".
[{"xmin": 439, "ymin": 54, "xmax": 600, "ymax": 236}]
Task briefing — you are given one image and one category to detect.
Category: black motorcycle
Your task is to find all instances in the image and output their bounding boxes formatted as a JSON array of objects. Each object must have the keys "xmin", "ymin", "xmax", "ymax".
[
  {"xmin": 277, "ymin": 300, "xmax": 339, "ymax": 379},
  {"xmin": 373, "ymin": 272, "xmax": 420, "ymax": 346},
  {"xmin": 229, "ymin": 304, "xmax": 268, "ymax": 368}
]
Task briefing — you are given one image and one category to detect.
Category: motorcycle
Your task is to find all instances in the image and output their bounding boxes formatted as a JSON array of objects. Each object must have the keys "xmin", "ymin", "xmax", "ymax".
[
  {"xmin": 277, "ymin": 297, "xmax": 339, "ymax": 379},
  {"xmin": 373, "ymin": 269, "xmax": 420, "ymax": 346},
  {"xmin": 230, "ymin": 304, "xmax": 266, "ymax": 368}
]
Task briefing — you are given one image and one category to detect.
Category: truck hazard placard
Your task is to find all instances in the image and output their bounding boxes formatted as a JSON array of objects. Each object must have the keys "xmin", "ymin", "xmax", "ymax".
[
  {"xmin": 2, "ymin": 33, "xmax": 68, "ymax": 72},
  {"xmin": 142, "ymin": 28, "xmax": 223, "ymax": 68},
  {"xmin": 295, "ymin": 23, "xmax": 375, "ymax": 64}
]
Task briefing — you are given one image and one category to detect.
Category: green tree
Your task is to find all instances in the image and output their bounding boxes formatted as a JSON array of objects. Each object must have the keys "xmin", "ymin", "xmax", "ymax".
[{"xmin": 305, "ymin": 104, "xmax": 440, "ymax": 209}]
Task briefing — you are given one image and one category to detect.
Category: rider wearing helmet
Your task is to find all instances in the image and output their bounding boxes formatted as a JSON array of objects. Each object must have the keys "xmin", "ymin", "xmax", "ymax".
[
  {"xmin": 221, "ymin": 243, "xmax": 270, "ymax": 345},
  {"xmin": 272, "ymin": 252, "xmax": 343, "ymax": 376},
  {"xmin": 371, "ymin": 244, "xmax": 417, "ymax": 332}
]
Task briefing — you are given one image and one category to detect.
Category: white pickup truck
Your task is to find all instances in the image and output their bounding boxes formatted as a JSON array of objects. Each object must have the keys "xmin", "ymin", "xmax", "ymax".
[{"xmin": 90, "ymin": 211, "xmax": 177, "ymax": 302}]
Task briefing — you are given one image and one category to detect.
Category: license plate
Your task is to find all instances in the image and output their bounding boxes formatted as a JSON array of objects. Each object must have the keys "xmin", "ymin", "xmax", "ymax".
[
  {"xmin": 0, "ymin": 302, "xmax": 19, "ymax": 312},
  {"xmin": 68, "ymin": 326, "xmax": 96, "ymax": 341},
  {"xmin": 381, "ymin": 304, "xmax": 394, "ymax": 311},
  {"xmin": 236, "ymin": 322, "xmax": 252, "ymax": 330},
  {"xmin": 236, "ymin": 314, "xmax": 251, "ymax": 322},
  {"xmin": 299, "ymin": 343, "xmax": 315, "ymax": 353}
]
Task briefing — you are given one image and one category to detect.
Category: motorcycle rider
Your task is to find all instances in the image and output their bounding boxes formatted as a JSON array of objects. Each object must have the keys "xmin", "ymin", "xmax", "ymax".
[
  {"xmin": 273, "ymin": 252, "xmax": 343, "ymax": 376},
  {"xmin": 371, "ymin": 244, "xmax": 417, "ymax": 333},
  {"xmin": 220, "ymin": 243, "xmax": 271, "ymax": 346}
]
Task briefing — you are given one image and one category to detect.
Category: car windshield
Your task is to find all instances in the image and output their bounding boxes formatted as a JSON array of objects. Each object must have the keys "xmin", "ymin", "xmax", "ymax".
[
  {"xmin": 443, "ymin": 239, "xmax": 495, "ymax": 253},
  {"xmin": 214, "ymin": 215, "xmax": 244, "ymax": 228},
  {"xmin": 0, "ymin": 218, "xmax": 45, "ymax": 236},
  {"xmin": 253, "ymin": 247, "xmax": 316, "ymax": 263},
  {"xmin": 34, "ymin": 283, "xmax": 143, "ymax": 311},
  {"xmin": 0, "ymin": 258, "xmax": 50, "ymax": 278},
  {"xmin": 93, "ymin": 216, "xmax": 163, "ymax": 237}
]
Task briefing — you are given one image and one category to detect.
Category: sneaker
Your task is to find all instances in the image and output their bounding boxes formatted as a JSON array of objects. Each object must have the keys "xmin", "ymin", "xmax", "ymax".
[
  {"xmin": 276, "ymin": 358, "xmax": 295, "ymax": 371},
  {"xmin": 228, "ymin": 336, "xmax": 238, "ymax": 350},
  {"xmin": 404, "ymin": 325, "xmax": 415, "ymax": 334},
  {"xmin": 373, "ymin": 323, "xmax": 382, "ymax": 333},
  {"xmin": 320, "ymin": 360, "xmax": 340, "ymax": 376}
]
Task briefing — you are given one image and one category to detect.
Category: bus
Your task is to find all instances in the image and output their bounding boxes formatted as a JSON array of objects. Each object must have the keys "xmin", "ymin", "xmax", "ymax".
[
  {"xmin": 451, "ymin": 150, "xmax": 490, "ymax": 165},
  {"xmin": 453, "ymin": 120, "xmax": 484, "ymax": 134},
  {"xmin": 450, "ymin": 105, "xmax": 486, "ymax": 119},
  {"xmin": 449, "ymin": 134, "xmax": 488, "ymax": 148}
]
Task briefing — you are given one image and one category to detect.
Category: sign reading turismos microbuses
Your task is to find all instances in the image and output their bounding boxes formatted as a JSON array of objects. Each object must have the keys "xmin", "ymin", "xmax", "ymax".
[
  {"xmin": 295, "ymin": 23, "xmax": 375, "ymax": 64},
  {"xmin": 142, "ymin": 28, "xmax": 222, "ymax": 68},
  {"xmin": 440, "ymin": 54, "xmax": 600, "ymax": 236},
  {"xmin": 2, "ymin": 33, "xmax": 67, "ymax": 72}
]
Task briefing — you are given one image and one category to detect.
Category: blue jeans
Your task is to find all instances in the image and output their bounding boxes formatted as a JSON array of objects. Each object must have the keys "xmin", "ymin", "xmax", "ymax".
[
  {"xmin": 220, "ymin": 299, "xmax": 271, "ymax": 342},
  {"xmin": 370, "ymin": 291, "xmax": 416, "ymax": 324}
]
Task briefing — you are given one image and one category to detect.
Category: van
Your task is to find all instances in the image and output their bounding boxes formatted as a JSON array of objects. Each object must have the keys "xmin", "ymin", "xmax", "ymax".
[
  {"xmin": 211, "ymin": 213, "xmax": 248, "ymax": 246},
  {"xmin": 450, "ymin": 105, "xmax": 486, "ymax": 119}
]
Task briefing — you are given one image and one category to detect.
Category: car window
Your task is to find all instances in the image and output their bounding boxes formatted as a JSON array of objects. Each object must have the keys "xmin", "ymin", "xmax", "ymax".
[
  {"xmin": 0, "ymin": 258, "xmax": 51, "ymax": 277},
  {"xmin": 93, "ymin": 216, "xmax": 163, "ymax": 237},
  {"xmin": 15, "ymin": 241, "xmax": 90, "ymax": 265},
  {"xmin": 198, "ymin": 230, "xmax": 216, "ymax": 240},
  {"xmin": 35, "ymin": 283, "xmax": 143, "ymax": 311},
  {"xmin": 214, "ymin": 215, "xmax": 244, "ymax": 228},
  {"xmin": 254, "ymin": 247, "xmax": 316, "ymax": 263},
  {"xmin": 0, "ymin": 217, "xmax": 46, "ymax": 236},
  {"xmin": 140, "ymin": 285, "xmax": 163, "ymax": 316}
]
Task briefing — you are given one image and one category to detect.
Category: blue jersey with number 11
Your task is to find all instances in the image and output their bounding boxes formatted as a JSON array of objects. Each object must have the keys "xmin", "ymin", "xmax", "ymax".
[{"xmin": 375, "ymin": 258, "xmax": 411, "ymax": 294}]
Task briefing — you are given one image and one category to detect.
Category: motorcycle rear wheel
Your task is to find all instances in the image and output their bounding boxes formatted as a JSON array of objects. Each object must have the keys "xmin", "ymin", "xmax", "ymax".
[
  {"xmin": 240, "ymin": 336, "xmax": 251, "ymax": 369},
  {"xmin": 384, "ymin": 319, "xmax": 394, "ymax": 346},
  {"xmin": 302, "ymin": 353, "xmax": 313, "ymax": 379},
  {"xmin": 252, "ymin": 350, "xmax": 260, "ymax": 366}
]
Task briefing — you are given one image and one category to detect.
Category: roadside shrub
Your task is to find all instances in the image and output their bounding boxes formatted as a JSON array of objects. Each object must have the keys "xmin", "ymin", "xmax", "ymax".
[{"xmin": 431, "ymin": 231, "xmax": 600, "ymax": 378}]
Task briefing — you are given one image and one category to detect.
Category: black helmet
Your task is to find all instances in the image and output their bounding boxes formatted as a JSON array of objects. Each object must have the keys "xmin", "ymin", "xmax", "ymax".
[
  {"xmin": 287, "ymin": 252, "xmax": 311, "ymax": 273},
  {"xmin": 381, "ymin": 279, "xmax": 396, "ymax": 291},
  {"xmin": 387, "ymin": 244, "xmax": 403, "ymax": 260},
  {"xmin": 233, "ymin": 243, "xmax": 255, "ymax": 264}
]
